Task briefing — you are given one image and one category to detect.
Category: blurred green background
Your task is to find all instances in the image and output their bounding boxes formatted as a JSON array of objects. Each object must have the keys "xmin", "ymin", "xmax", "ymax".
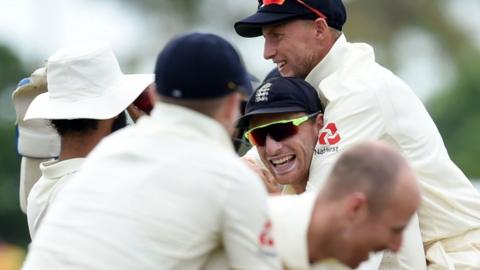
[{"xmin": 0, "ymin": 0, "xmax": 479, "ymax": 268}]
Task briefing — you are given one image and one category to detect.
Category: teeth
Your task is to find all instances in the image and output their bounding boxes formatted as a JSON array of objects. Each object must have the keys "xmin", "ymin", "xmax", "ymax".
[{"xmin": 271, "ymin": 155, "xmax": 293, "ymax": 165}]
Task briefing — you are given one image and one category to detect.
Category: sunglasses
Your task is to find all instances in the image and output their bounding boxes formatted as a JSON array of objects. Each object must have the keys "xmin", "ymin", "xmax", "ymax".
[
  {"xmin": 245, "ymin": 111, "xmax": 321, "ymax": 146},
  {"xmin": 259, "ymin": 0, "xmax": 327, "ymax": 19}
]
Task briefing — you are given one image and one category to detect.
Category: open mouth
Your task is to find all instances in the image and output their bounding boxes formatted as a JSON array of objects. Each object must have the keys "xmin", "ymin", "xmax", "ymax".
[
  {"xmin": 269, "ymin": 154, "xmax": 296, "ymax": 174},
  {"xmin": 277, "ymin": 61, "xmax": 286, "ymax": 72}
]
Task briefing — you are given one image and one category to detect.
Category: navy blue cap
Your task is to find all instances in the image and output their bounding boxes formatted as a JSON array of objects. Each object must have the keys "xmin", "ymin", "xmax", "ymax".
[
  {"xmin": 237, "ymin": 76, "xmax": 323, "ymax": 127},
  {"xmin": 155, "ymin": 33, "xmax": 253, "ymax": 99},
  {"xmin": 234, "ymin": 0, "xmax": 346, "ymax": 38}
]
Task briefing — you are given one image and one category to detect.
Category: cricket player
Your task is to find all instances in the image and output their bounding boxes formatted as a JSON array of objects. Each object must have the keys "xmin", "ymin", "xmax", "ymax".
[
  {"xmin": 17, "ymin": 42, "xmax": 152, "ymax": 237},
  {"xmin": 21, "ymin": 33, "xmax": 281, "ymax": 270},
  {"xmin": 205, "ymin": 139, "xmax": 421, "ymax": 270},
  {"xmin": 235, "ymin": 0, "xmax": 480, "ymax": 268}
]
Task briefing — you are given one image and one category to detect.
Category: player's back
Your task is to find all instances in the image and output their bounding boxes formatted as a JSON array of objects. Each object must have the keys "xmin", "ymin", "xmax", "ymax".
[{"xmin": 22, "ymin": 105, "xmax": 274, "ymax": 270}]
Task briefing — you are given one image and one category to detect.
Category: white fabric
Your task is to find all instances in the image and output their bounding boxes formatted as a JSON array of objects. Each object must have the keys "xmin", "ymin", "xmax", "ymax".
[
  {"xmin": 19, "ymin": 157, "xmax": 52, "ymax": 214},
  {"xmin": 268, "ymin": 193, "xmax": 316, "ymax": 270},
  {"xmin": 22, "ymin": 102, "xmax": 281, "ymax": 270},
  {"xmin": 202, "ymin": 193, "xmax": 385, "ymax": 270},
  {"xmin": 26, "ymin": 158, "xmax": 84, "ymax": 238},
  {"xmin": 425, "ymin": 228, "xmax": 480, "ymax": 269},
  {"xmin": 24, "ymin": 42, "xmax": 152, "ymax": 120},
  {"xmin": 304, "ymin": 35, "xmax": 480, "ymax": 268},
  {"xmin": 202, "ymin": 194, "xmax": 315, "ymax": 270},
  {"xmin": 12, "ymin": 67, "xmax": 60, "ymax": 158}
]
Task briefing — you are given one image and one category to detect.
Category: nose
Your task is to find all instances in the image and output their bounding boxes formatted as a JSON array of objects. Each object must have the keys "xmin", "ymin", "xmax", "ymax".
[
  {"xmin": 387, "ymin": 234, "xmax": 403, "ymax": 253},
  {"xmin": 264, "ymin": 135, "xmax": 282, "ymax": 155},
  {"xmin": 263, "ymin": 39, "xmax": 276, "ymax": 60}
]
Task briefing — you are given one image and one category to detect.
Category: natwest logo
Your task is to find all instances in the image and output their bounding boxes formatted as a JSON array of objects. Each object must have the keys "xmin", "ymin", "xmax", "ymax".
[
  {"xmin": 258, "ymin": 220, "xmax": 277, "ymax": 256},
  {"xmin": 259, "ymin": 220, "xmax": 274, "ymax": 247},
  {"xmin": 318, "ymin": 122, "xmax": 341, "ymax": 145}
]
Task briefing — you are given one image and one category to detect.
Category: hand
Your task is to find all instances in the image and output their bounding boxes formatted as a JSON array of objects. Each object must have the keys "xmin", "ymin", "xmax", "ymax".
[
  {"xmin": 126, "ymin": 104, "xmax": 146, "ymax": 122},
  {"xmin": 242, "ymin": 157, "xmax": 282, "ymax": 194},
  {"xmin": 12, "ymin": 66, "xmax": 60, "ymax": 158}
]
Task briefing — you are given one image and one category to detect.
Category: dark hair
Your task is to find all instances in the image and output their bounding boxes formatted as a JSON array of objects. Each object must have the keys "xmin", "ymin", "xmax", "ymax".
[{"xmin": 50, "ymin": 119, "xmax": 99, "ymax": 136}]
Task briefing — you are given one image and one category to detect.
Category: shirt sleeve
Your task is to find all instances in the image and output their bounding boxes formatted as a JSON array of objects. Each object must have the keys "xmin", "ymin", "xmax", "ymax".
[
  {"xmin": 268, "ymin": 193, "xmax": 316, "ymax": 270},
  {"xmin": 221, "ymin": 165, "xmax": 281, "ymax": 270}
]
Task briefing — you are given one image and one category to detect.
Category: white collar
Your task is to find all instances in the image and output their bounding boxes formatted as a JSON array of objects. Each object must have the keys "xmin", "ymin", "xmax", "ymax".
[
  {"xmin": 147, "ymin": 102, "xmax": 234, "ymax": 151},
  {"xmin": 305, "ymin": 34, "xmax": 349, "ymax": 91},
  {"xmin": 40, "ymin": 158, "xmax": 84, "ymax": 179}
]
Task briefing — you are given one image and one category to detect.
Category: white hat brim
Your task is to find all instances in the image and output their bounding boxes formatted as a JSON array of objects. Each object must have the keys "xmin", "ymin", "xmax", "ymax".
[{"xmin": 24, "ymin": 74, "xmax": 153, "ymax": 120}]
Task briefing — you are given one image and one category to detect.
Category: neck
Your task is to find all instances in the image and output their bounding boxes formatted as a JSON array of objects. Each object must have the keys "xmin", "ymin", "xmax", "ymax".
[
  {"xmin": 58, "ymin": 129, "xmax": 110, "ymax": 161},
  {"xmin": 291, "ymin": 181, "xmax": 307, "ymax": 194}
]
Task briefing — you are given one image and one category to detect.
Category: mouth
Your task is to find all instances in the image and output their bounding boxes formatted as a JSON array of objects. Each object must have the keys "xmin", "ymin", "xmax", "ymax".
[
  {"xmin": 269, "ymin": 154, "xmax": 296, "ymax": 175},
  {"xmin": 275, "ymin": 61, "xmax": 286, "ymax": 72}
]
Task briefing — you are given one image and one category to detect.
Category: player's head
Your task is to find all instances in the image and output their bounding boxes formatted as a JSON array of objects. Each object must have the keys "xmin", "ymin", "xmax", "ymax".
[
  {"xmin": 238, "ymin": 77, "xmax": 323, "ymax": 193},
  {"xmin": 24, "ymin": 42, "xmax": 153, "ymax": 137},
  {"xmin": 235, "ymin": 0, "xmax": 346, "ymax": 78},
  {"xmin": 309, "ymin": 141, "xmax": 421, "ymax": 268},
  {"xmin": 154, "ymin": 33, "xmax": 253, "ymax": 136}
]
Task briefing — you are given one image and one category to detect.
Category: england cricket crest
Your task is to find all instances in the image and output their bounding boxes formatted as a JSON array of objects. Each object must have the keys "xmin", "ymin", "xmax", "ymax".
[{"xmin": 255, "ymin": 83, "xmax": 271, "ymax": 102}]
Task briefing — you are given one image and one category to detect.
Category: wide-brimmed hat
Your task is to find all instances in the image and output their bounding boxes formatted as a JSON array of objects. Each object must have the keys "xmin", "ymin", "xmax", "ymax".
[
  {"xmin": 237, "ymin": 76, "xmax": 323, "ymax": 128},
  {"xmin": 24, "ymin": 42, "xmax": 153, "ymax": 120},
  {"xmin": 234, "ymin": 0, "xmax": 346, "ymax": 38}
]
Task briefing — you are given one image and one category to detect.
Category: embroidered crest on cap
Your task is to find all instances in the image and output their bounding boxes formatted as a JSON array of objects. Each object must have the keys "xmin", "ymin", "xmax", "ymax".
[{"xmin": 255, "ymin": 82, "xmax": 271, "ymax": 102}]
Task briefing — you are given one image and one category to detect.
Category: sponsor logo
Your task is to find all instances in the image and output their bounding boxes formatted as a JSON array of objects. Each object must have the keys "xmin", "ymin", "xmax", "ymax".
[
  {"xmin": 259, "ymin": 220, "xmax": 276, "ymax": 256},
  {"xmin": 318, "ymin": 122, "xmax": 341, "ymax": 145},
  {"xmin": 315, "ymin": 122, "xmax": 341, "ymax": 156},
  {"xmin": 314, "ymin": 146, "xmax": 339, "ymax": 155},
  {"xmin": 259, "ymin": 220, "xmax": 274, "ymax": 247}
]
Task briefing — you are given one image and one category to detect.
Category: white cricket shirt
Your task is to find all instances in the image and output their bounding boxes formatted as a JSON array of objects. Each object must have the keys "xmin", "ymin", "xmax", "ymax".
[
  {"xmin": 22, "ymin": 103, "xmax": 280, "ymax": 270},
  {"xmin": 305, "ymin": 34, "xmax": 480, "ymax": 243},
  {"xmin": 26, "ymin": 158, "xmax": 84, "ymax": 238}
]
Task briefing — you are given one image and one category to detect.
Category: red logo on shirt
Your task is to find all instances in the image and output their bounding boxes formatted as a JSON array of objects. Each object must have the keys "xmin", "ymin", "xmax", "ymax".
[
  {"xmin": 259, "ymin": 220, "xmax": 274, "ymax": 247},
  {"xmin": 319, "ymin": 122, "xmax": 341, "ymax": 145}
]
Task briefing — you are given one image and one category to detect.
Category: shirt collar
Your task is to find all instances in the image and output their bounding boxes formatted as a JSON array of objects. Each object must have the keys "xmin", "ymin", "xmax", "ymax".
[
  {"xmin": 40, "ymin": 158, "xmax": 85, "ymax": 179},
  {"xmin": 305, "ymin": 34, "xmax": 349, "ymax": 90},
  {"xmin": 148, "ymin": 102, "xmax": 234, "ymax": 151}
]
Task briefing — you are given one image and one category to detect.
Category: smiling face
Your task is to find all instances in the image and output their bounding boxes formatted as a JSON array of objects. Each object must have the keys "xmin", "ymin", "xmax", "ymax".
[
  {"xmin": 262, "ymin": 19, "xmax": 331, "ymax": 78},
  {"xmin": 249, "ymin": 112, "xmax": 322, "ymax": 193}
]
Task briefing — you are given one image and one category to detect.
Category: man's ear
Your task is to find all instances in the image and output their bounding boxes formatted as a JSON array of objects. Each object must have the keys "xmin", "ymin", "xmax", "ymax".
[
  {"xmin": 344, "ymin": 192, "xmax": 368, "ymax": 222},
  {"xmin": 314, "ymin": 113, "xmax": 324, "ymax": 131},
  {"xmin": 313, "ymin": 18, "xmax": 329, "ymax": 39}
]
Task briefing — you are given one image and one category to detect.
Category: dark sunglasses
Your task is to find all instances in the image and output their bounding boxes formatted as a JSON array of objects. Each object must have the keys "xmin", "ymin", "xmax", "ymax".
[
  {"xmin": 244, "ymin": 111, "xmax": 321, "ymax": 146},
  {"xmin": 259, "ymin": 0, "xmax": 327, "ymax": 19}
]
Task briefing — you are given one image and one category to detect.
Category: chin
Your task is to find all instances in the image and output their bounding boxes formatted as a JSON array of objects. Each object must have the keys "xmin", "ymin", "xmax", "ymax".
[
  {"xmin": 275, "ymin": 175, "xmax": 294, "ymax": 186},
  {"xmin": 278, "ymin": 69, "xmax": 293, "ymax": 77},
  {"xmin": 341, "ymin": 258, "xmax": 361, "ymax": 269},
  {"xmin": 347, "ymin": 254, "xmax": 370, "ymax": 268}
]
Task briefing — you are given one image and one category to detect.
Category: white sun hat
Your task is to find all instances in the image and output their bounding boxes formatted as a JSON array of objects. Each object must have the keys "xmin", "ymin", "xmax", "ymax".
[{"xmin": 24, "ymin": 42, "xmax": 153, "ymax": 120}]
